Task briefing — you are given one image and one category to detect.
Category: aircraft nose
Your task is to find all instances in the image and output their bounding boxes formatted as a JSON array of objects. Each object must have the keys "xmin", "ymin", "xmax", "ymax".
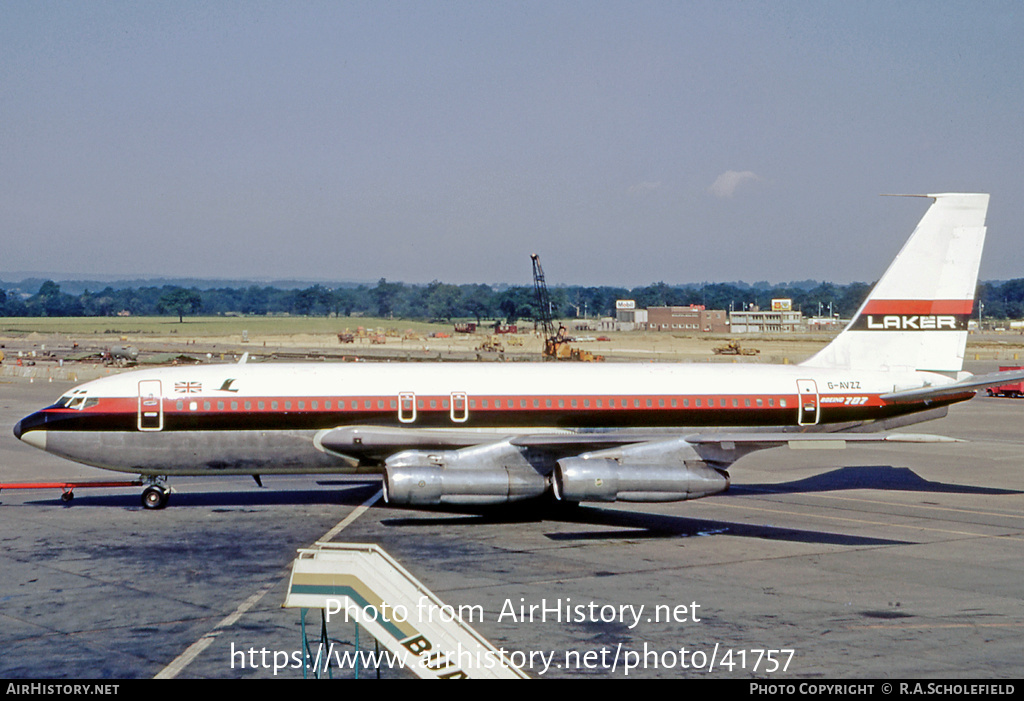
[{"xmin": 13, "ymin": 411, "xmax": 48, "ymax": 451}]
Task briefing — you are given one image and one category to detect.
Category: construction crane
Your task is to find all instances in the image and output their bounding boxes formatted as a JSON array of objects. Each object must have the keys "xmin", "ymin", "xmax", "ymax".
[
  {"xmin": 530, "ymin": 254, "xmax": 602, "ymax": 361},
  {"xmin": 531, "ymin": 254, "xmax": 555, "ymax": 353}
]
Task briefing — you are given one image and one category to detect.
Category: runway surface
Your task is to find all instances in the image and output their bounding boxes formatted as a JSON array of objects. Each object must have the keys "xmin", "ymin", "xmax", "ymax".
[{"xmin": 1, "ymin": 373, "xmax": 1021, "ymax": 679}]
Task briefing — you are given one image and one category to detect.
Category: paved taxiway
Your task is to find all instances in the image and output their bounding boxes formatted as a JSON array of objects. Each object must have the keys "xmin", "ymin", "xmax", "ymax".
[{"xmin": 1, "ymin": 370, "xmax": 1021, "ymax": 679}]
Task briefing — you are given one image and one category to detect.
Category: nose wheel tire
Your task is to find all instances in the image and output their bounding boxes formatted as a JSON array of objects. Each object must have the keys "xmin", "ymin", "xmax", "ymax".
[{"xmin": 142, "ymin": 485, "xmax": 169, "ymax": 510}]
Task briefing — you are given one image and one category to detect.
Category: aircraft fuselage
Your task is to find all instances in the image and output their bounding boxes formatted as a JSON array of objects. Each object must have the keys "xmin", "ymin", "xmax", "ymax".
[{"xmin": 13, "ymin": 361, "xmax": 967, "ymax": 477}]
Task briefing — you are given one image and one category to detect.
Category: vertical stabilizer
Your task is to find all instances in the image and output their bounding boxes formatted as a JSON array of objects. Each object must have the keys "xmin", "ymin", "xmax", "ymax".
[{"xmin": 801, "ymin": 193, "xmax": 989, "ymax": 373}]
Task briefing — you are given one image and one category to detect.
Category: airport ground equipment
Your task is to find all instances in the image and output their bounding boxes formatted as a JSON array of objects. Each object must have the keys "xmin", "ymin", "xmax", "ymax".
[
  {"xmin": 0, "ymin": 479, "xmax": 143, "ymax": 503},
  {"xmin": 986, "ymin": 366, "xmax": 1024, "ymax": 397},
  {"xmin": 284, "ymin": 542, "xmax": 527, "ymax": 679}
]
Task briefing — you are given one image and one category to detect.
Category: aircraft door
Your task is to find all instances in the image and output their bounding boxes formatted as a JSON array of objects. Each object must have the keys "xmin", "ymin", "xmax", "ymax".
[
  {"xmin": 450, "ymin": 392, "xmax": 468, "ymax": 423},
  {"xmin": 398, "ymin": 392, "xmax": 416, "ymax": 423},
  {"xmin": 138, "ymin": 380, "xmax": 164, "ymax": 431},
  {"xmin": 796, "ymin": 379, "xmax": 819, "ymax": 426}
]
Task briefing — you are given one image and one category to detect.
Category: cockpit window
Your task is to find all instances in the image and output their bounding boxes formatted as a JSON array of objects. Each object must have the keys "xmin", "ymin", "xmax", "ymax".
[{"xmin": 55, "ymin": 390, "xmax": 95, "ymax": 410}]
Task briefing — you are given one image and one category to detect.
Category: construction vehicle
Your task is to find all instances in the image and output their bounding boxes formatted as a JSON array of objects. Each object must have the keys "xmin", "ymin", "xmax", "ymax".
[
  {"xmin": 531, "ymin": 254, "xmax": 603, "ymax": 362},
  {"xmin": 713, "ymin": 341, "xmax": 759, "ymax": 356},
  {"xmin": 476, "ymin": 336, "xmax": 505, "ymax": 353}
]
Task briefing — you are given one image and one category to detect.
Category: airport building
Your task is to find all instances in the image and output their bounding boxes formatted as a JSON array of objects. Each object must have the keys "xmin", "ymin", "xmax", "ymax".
[
  {"xmin": 729, "ymin": 299, "xmax": 803, "ymax": 333},
  {"xmin": 608, "ymin": 300, "xmax": 648, "ymax": 331},
  {"xmin": 645, "ymin": 305, "xmax": 729, "ymax": 333}
]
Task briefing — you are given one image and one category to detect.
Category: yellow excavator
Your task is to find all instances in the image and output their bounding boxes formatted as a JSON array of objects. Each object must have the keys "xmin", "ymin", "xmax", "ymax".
[{"xmin": 531, "ymin": 254, "xmax": 604, "ymax": 362}]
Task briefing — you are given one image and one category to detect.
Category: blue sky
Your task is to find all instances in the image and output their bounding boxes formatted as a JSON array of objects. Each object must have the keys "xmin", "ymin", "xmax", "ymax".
[{"xmin": 2, "ymin": 1, "xmax": 1022, "ymax": 286}]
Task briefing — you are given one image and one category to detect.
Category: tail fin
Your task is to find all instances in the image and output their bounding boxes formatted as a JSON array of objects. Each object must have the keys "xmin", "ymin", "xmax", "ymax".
[{"xmin": 801, "ymin": 193, "xmax": 989, "ymax": 374}]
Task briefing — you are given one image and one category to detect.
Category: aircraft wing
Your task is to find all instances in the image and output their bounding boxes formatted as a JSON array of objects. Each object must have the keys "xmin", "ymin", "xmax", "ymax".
[
  {"xmin": 316, "ymin": 425, "xmax": 663, "ymax": 461},
  {"xmin": 318, "ymin": 424, "xmax": 960, "ymax": 466},
  {"xmin": 881, "ymin": 368, "xmax": 1024, "ymax": 404}
]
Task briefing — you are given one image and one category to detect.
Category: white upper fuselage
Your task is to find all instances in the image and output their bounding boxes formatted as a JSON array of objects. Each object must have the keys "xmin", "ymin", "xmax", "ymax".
[{"xmin": 36, "ymin": 359, "xmax": 957, "ymax": 429}]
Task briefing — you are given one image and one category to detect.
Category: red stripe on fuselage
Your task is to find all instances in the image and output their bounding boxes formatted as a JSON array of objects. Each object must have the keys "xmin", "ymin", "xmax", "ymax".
[
  {"xmin": 861, "ymin": 299, "xmax": 973, "ymax": 315},
  {"xmin": 42, "ymin": 392, "xmax": 888, "ymax": 418}
]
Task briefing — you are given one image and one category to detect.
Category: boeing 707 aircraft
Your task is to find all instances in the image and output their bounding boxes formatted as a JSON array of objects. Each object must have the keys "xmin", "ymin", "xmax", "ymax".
[{"xmin": 15, "ymin": 193, "xmax": 1022, "ymax": 509}]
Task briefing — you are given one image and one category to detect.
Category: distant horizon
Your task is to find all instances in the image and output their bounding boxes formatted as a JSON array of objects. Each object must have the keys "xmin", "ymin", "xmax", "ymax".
[
  {"xmin": 0, "ymin": 270, "xmax": 873, "ymax": 293},
  {"xmin": 3, "ymin": 270, "xmax": 1021, "ymax": 298}
]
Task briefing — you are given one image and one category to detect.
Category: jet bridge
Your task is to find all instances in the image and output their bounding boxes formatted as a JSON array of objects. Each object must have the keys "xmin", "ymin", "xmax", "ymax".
[{"xmin": 284, "ymin": 542, "xmax": 527, "ymax": 679}]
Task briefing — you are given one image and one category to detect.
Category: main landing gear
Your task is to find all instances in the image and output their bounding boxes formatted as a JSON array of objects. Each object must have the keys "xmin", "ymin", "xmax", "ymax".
[{"xmin": 141, "ymin": 480, "xmax": 170, "ymax": 510}]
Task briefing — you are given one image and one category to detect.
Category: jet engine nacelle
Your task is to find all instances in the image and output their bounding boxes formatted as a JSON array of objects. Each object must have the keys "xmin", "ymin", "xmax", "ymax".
[
  {"xmin": 553, "ymin": 458, "xmax": 729, "ymax": 502},
  {"xmin": 383, "ymin": 441, "xmax": 548, "ymax": 506},
  {"xmin": 552, "ymin": 437, "xmax": 730, "ymax": 503}
]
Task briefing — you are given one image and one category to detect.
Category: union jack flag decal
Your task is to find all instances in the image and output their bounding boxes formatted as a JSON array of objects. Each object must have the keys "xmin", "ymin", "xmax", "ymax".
[{"xmin": 174, "ymin": 381, "xmax": 202, "ymax": 394}]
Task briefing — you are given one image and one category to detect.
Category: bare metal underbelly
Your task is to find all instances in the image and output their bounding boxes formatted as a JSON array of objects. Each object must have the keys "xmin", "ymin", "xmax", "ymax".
[{"xmin": 43, "ymin": 429, "xmax": 368, "ymax": 476}]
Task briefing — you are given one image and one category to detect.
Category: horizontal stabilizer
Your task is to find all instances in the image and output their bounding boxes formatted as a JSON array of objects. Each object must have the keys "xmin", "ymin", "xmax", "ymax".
[{"xmin": 881, "ymin": 368, "xmax": 1024, "ymax": 404}]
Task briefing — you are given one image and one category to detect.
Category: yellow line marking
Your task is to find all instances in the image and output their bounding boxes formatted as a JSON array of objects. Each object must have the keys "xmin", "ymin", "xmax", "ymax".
[
  {"xmin": 709, "ymin": 500, "xmax": 1021, "ymax": 539},
  {"xmin": 321, "ymin": 488, "xmax": 383, "ymax": 542},
  {"xmin": 746, "ymin": 487, "xmax": 1024, "ymax": 521},
  {"xmin": 154, "ymin": 583, "xmax": 275, "ymax": 679},
  {"xmin": 153, "ymin": 487, "xmax": 383, "ymax": 678},
  {"xmin": 850, "ymin": 622, "xmax": 1024, "ymax": 630}
]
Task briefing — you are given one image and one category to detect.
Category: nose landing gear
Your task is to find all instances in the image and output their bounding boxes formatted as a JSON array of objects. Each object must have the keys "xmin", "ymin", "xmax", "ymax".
[{"xmin": 141, "ymin": 481, "xmax": 170, "ymax": 509}]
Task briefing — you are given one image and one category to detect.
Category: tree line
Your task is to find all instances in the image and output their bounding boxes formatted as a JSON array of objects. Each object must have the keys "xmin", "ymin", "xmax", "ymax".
[{"xmin": 2, "ymin": 277, "xmax": 1022, "ymax": 322}]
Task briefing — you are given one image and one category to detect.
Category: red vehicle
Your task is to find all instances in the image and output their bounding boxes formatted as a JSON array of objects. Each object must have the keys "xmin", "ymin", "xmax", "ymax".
[{"xmin": 986, "ymin": 366, "xmax": 1024, "ymax": 397}]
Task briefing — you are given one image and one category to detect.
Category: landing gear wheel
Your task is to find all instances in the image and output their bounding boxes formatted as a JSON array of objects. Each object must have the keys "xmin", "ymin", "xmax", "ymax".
[
  {"xmin": 61, "ymin": 491, "xmax": 74, "ymax": 503},
  {"xmin": 142, "ymin": 485, "xmax": 169, "ymax": 510}
]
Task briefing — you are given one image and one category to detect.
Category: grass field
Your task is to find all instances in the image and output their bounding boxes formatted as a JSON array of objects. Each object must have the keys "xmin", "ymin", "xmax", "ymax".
[
  {"xmin": 0, "ymin": 315, "xmax": 450, "ymax": 338},
  {"xmin": 2, "ymin": 316, "xmax": 1021, "ymax": 365}
]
